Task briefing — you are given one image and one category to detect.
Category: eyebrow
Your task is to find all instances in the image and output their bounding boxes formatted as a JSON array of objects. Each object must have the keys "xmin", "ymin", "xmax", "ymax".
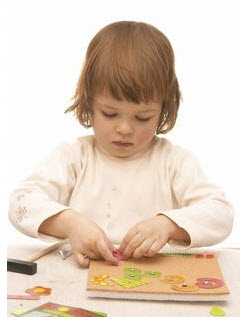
[{"xmin": 98, "ymin": 102, "xmax": 159, "ymax": 114}]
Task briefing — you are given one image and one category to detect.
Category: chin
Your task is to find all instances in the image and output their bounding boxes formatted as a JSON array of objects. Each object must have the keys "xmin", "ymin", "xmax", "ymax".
[
  {"xmin": 112, "ymin": 151, "xmax": 133, "ymax": 158},
  {"xmin": 116, "ymin": 154, "xmax": 131, "ymax": 158}
]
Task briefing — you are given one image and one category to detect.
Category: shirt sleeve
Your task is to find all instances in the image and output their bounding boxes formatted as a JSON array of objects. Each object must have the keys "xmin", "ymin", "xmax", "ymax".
[
  {"xmin": 8, "ymin": 143, "xmax": 77, "ymax": 241},
  {"xmin": 161, "ymin": 148, "xmax": 234, "ymax": 249}
]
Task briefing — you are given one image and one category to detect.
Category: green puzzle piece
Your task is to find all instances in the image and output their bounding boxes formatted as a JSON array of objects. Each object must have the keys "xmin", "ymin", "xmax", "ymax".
[
  {"xmin": 143, "ymin": 270, "xmax": 161, "ymax": 278},
  {"xmin": 210, "ymin": 306, "xmax": 226, "ymax": 317},
  {"xmin": 111, "ymin": 277, "xmax": 148, "ymax": 288},
  {"xmin": 123, "ymin": 266, "xmax": 142, "ymax": 280},
  {"xmin": 124, "ymin": 267, "xmax": 141, "ymax": 274}
]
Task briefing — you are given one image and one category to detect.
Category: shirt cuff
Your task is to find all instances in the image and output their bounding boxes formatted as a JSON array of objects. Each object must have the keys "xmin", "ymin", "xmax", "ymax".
[
  {"xmin": 18, "ymin": 202, "xmax": 71, "ymax": 240},
  {"xmin": 156, "ymin": 209, "xmax": 196, "ymax": 248}
]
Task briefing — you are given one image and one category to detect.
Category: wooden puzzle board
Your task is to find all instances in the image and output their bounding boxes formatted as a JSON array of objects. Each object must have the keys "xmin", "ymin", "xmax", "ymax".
[{"xmin": 87, "ymin": 253, "xmax": 229, "ymax": 301}]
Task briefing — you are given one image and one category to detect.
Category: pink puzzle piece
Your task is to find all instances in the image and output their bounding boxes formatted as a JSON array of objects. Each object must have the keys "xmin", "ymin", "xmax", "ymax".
[{"xmin": 112, "ymin": 249, "xmax": 124, "ymax": 261}]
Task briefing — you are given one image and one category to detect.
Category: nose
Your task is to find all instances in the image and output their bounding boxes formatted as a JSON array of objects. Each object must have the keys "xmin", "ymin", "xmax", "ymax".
[{"xmin": 115, "ymin": 120, "xmax": 134, "ymax": 135}]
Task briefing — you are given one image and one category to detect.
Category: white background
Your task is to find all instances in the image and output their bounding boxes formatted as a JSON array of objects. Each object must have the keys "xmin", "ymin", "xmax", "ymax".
[
  {"xmin": 1, "ymin": 0, "xmax": 242, "ymax": 319},
  {"xmin": 1, "ymin": 1, "xmax": 242, "ymax": 247}
]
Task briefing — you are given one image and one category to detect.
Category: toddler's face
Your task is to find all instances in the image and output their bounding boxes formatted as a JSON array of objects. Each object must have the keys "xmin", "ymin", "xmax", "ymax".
[{"xmin": 91, "ymin": 94, "xmax": 161, "ymax": 159}]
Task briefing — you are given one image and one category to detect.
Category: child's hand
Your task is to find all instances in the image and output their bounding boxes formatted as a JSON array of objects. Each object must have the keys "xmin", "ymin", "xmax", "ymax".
[
  {"xmin": 65, "ymin": 211, "xmax": 119, "ymax": 268},
  {"xmin": 119, "ymin": 215, "xmax": 178, "ymax": 259}
]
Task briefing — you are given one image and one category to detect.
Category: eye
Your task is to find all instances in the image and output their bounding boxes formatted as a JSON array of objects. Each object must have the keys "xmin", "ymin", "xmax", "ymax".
[
  {"xmin": 136, "ymin": 117, "xmax": 152, "ymax": 122},
  {"xmin": 101, "ymin": 111, "xmax": 152, "ymax": 122},
  {"xmin": 102, "ymin": 111, "xmax": 117, "ymax": 118}
]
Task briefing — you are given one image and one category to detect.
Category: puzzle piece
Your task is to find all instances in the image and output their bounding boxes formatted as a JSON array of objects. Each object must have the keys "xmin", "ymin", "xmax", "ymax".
[
  {"xmin": 196, "ymin": 277, "xmax": 224, "ymax": 289},
  {"xmin": 171, "ymin": 283, "xmax": 199, "ymax": 292},
  {"xmin": 11, "ymin": 308, "xmax": 29, "ymax": 316},
  {"xmin": 161, "ymin": 274, "xmax": 186, "ymax": 284},
  {"xmin": 124, "ymin": 271, "xmax": 142, "ymax": 280},
  {"xmin": 123, "ymin": 266, "xmax": 142, "ymax": 280},
  {"xmin": 124, "ymin": 267, "xmax": 141, "ymax": 274},
  {"xmin": 110, "ymin": 277, "xmax": 148, "ymax": 288},
  {"xmin": 11, "ymin": 302, "xmax": 107, "ymax": 317},
  {"xmin": 210, "ymin": 306, "xmax": 226, "ymax": 316},
  {"xmin": 25, "ymin": 286, "xmax": 51, "ymax": 295},
  {"xmin": 112, "ymin": 249, "xmax": 124, "ymax": 261},
  {"xmin": 195, "ymin": 253, "xmax": 215, "ymax": 259},
  {"xmin": 143, "ymin": 270, "xmax": 161, "ymax": 278},
  {"xmin": 90, "ymin": 275, "xmax": 112, "ymax": 286}
]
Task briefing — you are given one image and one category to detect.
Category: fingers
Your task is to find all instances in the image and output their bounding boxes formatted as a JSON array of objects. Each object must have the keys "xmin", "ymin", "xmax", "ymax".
[
  {"xmin": 119, "ymin": 227, "xmax": 139, "ymax": 254},
  {"xmin": 144, "ymin": 237, "xmax": 168, "ymax": 257},
  {"xmin": 122, "ymin": 233, "xmax": 146, "ymax": 258},
  {"xmin": 84, "ymin": 249, "xmax": 100, "ymax": 260},
  {"xmin": 75, "ymin": 252, "xmax": 90, "ymax": 268},
  {"xmin": 123, "ymin": 234, "xmax": 168, "ymax": 259},
  {"xmin": 132, "ymin": 238, "xmax": 155, "ymax": 258},
  {"xmin": 96, "ymin": 238, "xmax": 119, "ymax": 265}
]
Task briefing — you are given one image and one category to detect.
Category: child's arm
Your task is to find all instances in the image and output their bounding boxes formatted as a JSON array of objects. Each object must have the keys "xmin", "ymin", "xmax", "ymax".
[
  {"xmin": 120, "ymin": 147, "xmax": 233, "ymax": 259},
  {"xmin": 8, "ymin": 142, "xmax": 117, "ymax": 266},
  {"xmin": 8, "ymin": 143, "xmax": 75, "ymax": 239},
  {"xmin": 161, "ymin": 149, "xmax": 234, "ymax": 249}
]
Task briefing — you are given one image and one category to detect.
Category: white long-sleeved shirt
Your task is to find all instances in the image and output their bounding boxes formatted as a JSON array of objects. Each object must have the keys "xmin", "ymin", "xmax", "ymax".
[{"xmin": 8, "ymin": 135, "xmax": 233, "ymax": 248}]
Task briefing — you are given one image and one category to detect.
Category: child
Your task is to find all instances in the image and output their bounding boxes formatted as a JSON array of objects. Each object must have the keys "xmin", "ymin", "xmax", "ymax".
[{"xmin": 9, "ymin": 21, "xmax": 233, "ymax": 268}]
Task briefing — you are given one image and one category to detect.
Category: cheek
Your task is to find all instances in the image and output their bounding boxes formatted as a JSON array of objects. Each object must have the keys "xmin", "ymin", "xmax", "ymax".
[
  {"xmin": 92, "ymin": 114, "xmax": 110, "ymax": 135},
  {"xmin": 136, "ymin": 126, "xmax": 156, "ymax": 143},
  {"xmin": 95, "ymin": 121, "xmax": 115, "ymax": 144}
]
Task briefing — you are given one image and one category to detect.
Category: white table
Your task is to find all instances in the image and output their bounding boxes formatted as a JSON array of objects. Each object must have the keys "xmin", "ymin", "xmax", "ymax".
[{"xmin": 7, "ymin": 242, "xmax": 240, "ymax": 317}]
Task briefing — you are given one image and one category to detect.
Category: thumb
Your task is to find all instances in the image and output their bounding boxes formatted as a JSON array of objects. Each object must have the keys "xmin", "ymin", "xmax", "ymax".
[{"xmin": 75, "ymin": 252, "xmax": 90, "ymax": 268}]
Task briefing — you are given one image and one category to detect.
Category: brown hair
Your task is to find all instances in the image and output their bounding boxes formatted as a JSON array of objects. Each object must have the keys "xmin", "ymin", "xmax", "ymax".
[{"xmin": 66, "ymin": 21, "xmax": 181, "ymax": 134}]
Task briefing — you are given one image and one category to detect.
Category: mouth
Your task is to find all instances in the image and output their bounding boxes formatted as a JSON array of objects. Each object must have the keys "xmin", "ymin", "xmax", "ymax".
[{"xmin": 112, "ymin": 141, "xmax": 133, "ymax": 147}]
